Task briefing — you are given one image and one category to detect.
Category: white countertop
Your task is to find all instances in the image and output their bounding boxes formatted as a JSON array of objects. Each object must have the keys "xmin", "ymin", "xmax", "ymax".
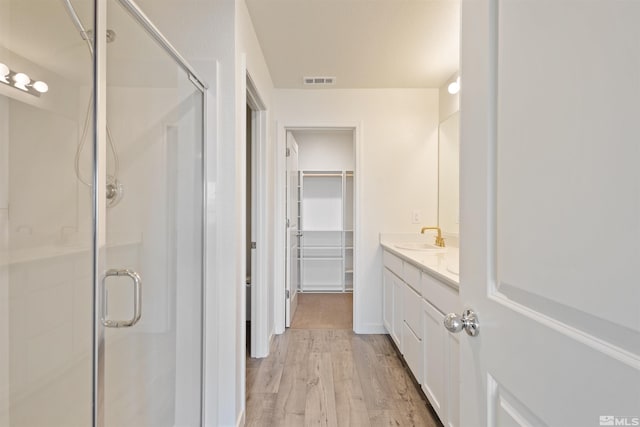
[{"xmin": 380, "ymin": 233, "xmax": 459, "ymax": 288}]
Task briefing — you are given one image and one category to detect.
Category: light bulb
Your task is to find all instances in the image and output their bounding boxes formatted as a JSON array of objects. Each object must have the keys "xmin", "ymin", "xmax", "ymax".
[
  {"xmin": 0, "ymin": 63, "xmax": 9, "ymax": 84},
  {"xmin": 13, "ymin": 72, "xmax": 30, "ymax": 91},
  {"xmin": 33, "ymin": 81, "xmax": 49, "ymax": 93},
  {"xmin": 447, "ymin": 78, "xmax": 459, "ymax": 95},
  {"xmin": 447, "ymin": 76, "xmax": 461, "ymax": 95}
]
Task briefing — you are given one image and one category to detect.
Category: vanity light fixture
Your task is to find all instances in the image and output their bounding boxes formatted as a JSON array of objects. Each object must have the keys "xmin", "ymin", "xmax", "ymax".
[
  {"xmin": 0, "ymin": 63, "xmax": 10, "ymax": 84},
  {"xmin": 0, "ymin": 61, "xmax": 49, "ymax": 96},
  {"xmin": 447, "ymin": 76, "xmax": 460, "ymax": 95}
]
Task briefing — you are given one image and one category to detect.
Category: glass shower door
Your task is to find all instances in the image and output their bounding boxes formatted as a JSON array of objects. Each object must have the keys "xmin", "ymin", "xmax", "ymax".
[
  {"xmin": 98, "ymin": 1, "xmax": 204, "ymax": 426},
  {"xmin": 0, "ymin": 0, "xmax": 204, "ymax": 424},
  {"xmin": 1, "ymin": 0, "xmax": 96, "ymax": 425}
]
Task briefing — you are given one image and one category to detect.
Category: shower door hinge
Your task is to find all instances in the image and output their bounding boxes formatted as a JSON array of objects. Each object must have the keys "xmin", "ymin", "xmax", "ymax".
[
  {"xmin": 286, "ymin": 290, "xmax": 290, "ymax": 299},
  {"xmin": 286, "ymin": 148, "xmax": 291, "ymax": 157},
  {"xmin": 286, "ymin": 218, "xmax": 290, "ymax": 227},
  {"xmin": 251, "ymin": 242, "xmax": 256, "ymax": 249}
]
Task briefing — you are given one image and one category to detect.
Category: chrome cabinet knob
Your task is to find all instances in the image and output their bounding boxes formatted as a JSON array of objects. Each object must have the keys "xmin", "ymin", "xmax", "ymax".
[{"xmin": 444, "ymin": 309, "xmax": 479, "ymax": 337}]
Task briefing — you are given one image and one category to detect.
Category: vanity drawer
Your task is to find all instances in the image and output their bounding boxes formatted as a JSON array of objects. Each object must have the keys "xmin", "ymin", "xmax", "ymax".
[
  {"xmin": 404, "ymin": 262, "xmax": 421, "ymax": 294},
  {"xmin": 404, "ymin": 282, "xmax": 422, "ymax": 339},
  {"xmin": 383, "ymin": 251, "xmax": 403, "ymax": 277},
  {"xmin": 421, "ymin": 271, "xmax": 460, "ymax": 315}
]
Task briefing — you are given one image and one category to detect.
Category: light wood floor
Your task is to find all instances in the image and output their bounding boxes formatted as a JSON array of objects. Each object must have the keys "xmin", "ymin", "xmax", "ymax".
[
  {"xmin": 291, "ymin": 293, "xmax": 353, "ymax": 329},
  {"xmin": 246, "ymin": 294, "xmax": 442, "ymax": 427}
]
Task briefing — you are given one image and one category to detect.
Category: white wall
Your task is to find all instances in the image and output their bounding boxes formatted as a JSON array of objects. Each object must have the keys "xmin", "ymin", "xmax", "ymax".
[
  {"xmin": 0, "ymin": 94, "xmax": 9, "ymax": 427},
  {"xmin": 438, "ymin": 112, "xmax": 460, "ymax": 235},
  {"xmin": 274, "ymin": 89, "xmax": 439, "ymax": 332},
  {"xmin": 0, "ymin": 9, "xmax": 8, "ymax": 421},
  {"xmin": 293, "ymin": 130, "xmax": 354, "ymax": 171},
  {"xmin": 438, "ymin": 73, "xmax": 460, "ymax": 236},
  {"xmin": 236, "ymin": 0, "xmax": 275, "ymax": 422}
]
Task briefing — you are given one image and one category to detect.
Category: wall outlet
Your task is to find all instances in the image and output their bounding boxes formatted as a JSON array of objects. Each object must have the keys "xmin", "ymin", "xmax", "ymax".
[{"xmin": 411, "ymin": 209, "xmax": 422, "ymax": 224}]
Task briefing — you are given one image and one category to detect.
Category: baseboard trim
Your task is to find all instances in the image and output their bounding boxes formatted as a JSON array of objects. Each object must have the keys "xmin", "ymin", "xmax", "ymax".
[
  {"xmin": 354, "ymin": 323, "xmax": 387, "ymax": 334},
  {"xmin": 236, "ymin": 410, "xmax": 245, "ymax": 427}
]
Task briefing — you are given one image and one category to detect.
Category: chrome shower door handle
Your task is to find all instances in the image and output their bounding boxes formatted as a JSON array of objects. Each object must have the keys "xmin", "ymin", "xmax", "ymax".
[{"xmin": 102, "ymin": 269, "xmax": 142, "ymax": 328}]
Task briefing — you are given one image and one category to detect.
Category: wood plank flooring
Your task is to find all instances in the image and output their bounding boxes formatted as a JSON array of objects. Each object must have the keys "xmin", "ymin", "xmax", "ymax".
[
  {"xmin": 246, "ymin": 293, "xmax": 442, "ymax": 427},
  {"xmin": 291, "ymin": 293, "xmax": 353, "ymax": 329}
]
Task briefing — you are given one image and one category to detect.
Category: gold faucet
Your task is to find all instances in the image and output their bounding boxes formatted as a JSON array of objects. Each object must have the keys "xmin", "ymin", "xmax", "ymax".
[{"xmin": 420, "ymin": 226, "xmax": 446, "ymax": 247}]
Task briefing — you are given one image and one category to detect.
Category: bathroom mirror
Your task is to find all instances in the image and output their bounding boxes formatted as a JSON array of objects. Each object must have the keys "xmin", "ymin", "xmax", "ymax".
[{"xmin": 438, "ymin": 111, "xmax": 459, "ymax": 235}]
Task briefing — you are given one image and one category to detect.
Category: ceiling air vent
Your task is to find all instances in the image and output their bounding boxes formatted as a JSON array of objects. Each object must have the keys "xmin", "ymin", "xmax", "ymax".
[{"xmin": 303, "ymin": 76, "xmax": 336, "ymax": 86}]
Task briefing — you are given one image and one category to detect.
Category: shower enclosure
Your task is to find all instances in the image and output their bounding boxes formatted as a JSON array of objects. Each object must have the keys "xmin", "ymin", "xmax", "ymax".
[{"xmin": 0, "ymin": 0, "xmax": 206, "ymax": 426}]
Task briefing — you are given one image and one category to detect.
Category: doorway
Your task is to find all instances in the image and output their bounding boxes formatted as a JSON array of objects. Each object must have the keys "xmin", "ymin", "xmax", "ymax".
[
  {"xmin": 245, "ymin": 75, "xmax": 269, "ymax": 358},
  {"xmin": 246, "ymin": 103, "xmax": 253, "ymax": 354},
  {"xmin": 285, "ymin": 129, "xmax": 356, "ymax": 329}
]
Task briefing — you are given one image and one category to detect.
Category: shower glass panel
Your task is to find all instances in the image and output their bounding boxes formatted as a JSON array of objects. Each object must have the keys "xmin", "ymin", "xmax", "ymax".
[
  {"xmin": 1, "ymin": 0, "xmax": 205, "ymax": 426},
  {"xmin": 1, "ymin": 0, "xmax": 96, "ymax": 425},
  {"xmin": 101, "ymin": 1, "xmax": 204, "ymax": 426}
]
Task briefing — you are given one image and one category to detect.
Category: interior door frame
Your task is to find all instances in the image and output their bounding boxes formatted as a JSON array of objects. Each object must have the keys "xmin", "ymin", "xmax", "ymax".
[
  {"xmin": 284, "ymin": 133, "xmax": 299, "ymax": 327},
  {"xmin": 245, "ymin": 73, "xmax": 269, "ymax": 358},
  {"xmin": 274, "ymin": 123, "xmax": 362, "ymax": 334}
]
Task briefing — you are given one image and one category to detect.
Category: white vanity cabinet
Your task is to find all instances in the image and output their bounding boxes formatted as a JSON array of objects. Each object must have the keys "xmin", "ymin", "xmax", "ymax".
[
  {"xmin": 421, "ymin": 269, "xmax": 460, "ymax": 427},
  {"xmin": 382, "ymin": 251, "xmax": 405, "ymax": 349},
  {"xmin": 422, "ymin": 295, "xmax": 460, "ymax": 427},
  {"xmin": 382, "ymin": 248, "xmax": 460, "ymax": 427}
]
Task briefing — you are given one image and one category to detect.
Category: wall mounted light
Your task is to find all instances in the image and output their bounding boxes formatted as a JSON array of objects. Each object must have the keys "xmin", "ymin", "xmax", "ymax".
[
  {"xmin": 448, "ymin": 76, "xmax": 460, "ymax": 95},
  {"xmin": 0, "ymin": 62, "xmax": 49, "ymax": 96},
  {"xmin": 0, "ymin": 63, "xmax": 10, "ymax": 84}
]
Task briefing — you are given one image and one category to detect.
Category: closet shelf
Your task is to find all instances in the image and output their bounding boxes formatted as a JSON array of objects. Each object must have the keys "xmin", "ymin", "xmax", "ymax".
[{"xmin": 300, "ymin": 169, "xmax": 354, "ymax": 293}]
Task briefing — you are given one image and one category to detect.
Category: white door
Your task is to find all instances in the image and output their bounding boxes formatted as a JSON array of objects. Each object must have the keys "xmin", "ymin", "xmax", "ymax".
[
  {"xmin": 285, "ymin": 132, "xmax": 300, "ymax": 327},
  {"xmin": 458, "ymin": 1, "xmax": 640, "ymax": 426}
]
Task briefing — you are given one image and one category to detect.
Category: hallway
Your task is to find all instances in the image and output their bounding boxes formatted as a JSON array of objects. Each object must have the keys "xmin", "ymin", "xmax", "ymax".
[{"xmin": 246, "ymin": 294, "xmax": 441, "ymax": 426}]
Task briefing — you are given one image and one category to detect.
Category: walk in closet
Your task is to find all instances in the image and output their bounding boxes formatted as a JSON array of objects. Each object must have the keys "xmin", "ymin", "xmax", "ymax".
[{"xmin": 293, "ymin": 130, "xmax": 354, "ymax": 293}]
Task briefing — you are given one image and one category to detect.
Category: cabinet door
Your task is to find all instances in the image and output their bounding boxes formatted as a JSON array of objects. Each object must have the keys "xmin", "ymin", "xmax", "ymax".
[
  {"xmin": 402, "ymin": 321, "xmax": 423, "ymax": 384},
  {"xmin": 391, "ymin": 275, "xmax": 403, "ymax": 350},
  {"xmin": 404, "ymin": 280, "xmax": 422, "ymax": 339},
  {"xmin": 422, "ymin": 299, "xmax": 446, "ymax": 422},
  {"xmin": 382, "ymin": 268, "xmax": 393, "ymax": 333},
  {"xmin": 445, "ymin": 331, "xmax": 460, "ymax": 427}
]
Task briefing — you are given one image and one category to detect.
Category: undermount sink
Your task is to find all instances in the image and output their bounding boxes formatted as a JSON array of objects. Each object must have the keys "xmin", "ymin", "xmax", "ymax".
[{"xmin": 394, "ymin": 242, "xmax": 446, "ymax": 252}]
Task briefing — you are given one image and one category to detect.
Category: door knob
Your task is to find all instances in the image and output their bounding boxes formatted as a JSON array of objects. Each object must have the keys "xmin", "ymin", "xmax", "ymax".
[{"xmin": 444, "ymin": 309, "xmax": 479, "ymax": 336}]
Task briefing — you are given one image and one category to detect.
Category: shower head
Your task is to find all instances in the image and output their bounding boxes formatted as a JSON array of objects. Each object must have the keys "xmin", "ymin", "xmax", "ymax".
[{"xmin": 60, "ymin": 0, "xmax": 117, "ymax": 58}]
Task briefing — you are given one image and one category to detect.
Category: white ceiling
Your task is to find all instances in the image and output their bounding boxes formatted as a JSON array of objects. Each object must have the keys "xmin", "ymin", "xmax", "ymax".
[{"xmin": 245, "ymin": 0, "xmax": 460, "ymax": 89}]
